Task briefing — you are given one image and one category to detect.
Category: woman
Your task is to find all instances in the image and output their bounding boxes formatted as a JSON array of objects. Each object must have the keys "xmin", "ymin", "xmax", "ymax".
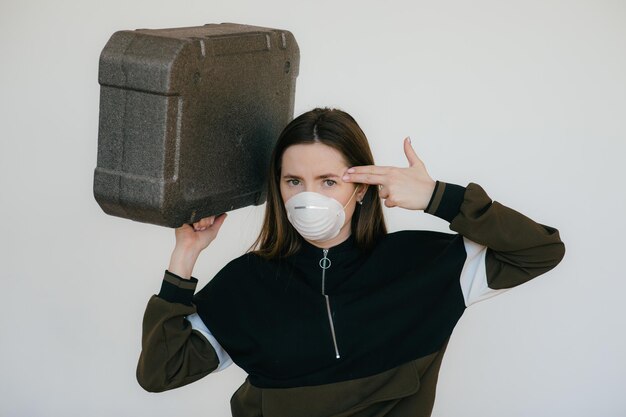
[{"xmin": 137, "ymin": 107, "xmax": 565, "ymax": 416}]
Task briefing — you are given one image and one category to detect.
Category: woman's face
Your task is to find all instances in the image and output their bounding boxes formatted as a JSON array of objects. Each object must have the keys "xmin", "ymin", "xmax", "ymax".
[{"xmin": 279, "ymin": 142, "xmax": 366, "ymax": 246}]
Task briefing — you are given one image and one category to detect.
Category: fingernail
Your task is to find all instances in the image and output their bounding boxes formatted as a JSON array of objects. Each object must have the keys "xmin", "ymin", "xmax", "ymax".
[
  {"xmin": 406, "ymin": 136, "xmax": 411, "ymax": 143},
  {"xmin": 342, "ymin": 175, "xmax": 350, "ymax": 181},
  {"xmin": 347, "ymin": 168, "xmax": 355, "ymax": 173}
]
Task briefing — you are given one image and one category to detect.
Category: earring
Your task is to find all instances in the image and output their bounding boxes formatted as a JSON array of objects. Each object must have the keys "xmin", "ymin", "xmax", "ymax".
[{"xmin": 357, "ymin": 200, "xmax": 363, "ymax": 205}]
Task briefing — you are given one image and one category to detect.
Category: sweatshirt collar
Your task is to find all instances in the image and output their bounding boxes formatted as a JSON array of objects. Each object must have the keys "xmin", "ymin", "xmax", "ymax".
[{"xmin": 298, "ymin": 234, "xmax": 357, "ymax": 258}]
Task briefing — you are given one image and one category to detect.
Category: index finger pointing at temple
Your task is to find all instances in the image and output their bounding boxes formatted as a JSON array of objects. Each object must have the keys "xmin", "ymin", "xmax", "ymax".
[
  {"xmin": 342, "ymin": 171, "xmax": 386, "ymax": 185},
  {"xmin": 346, "ymin": 165, "xmax": 392, "ymax": 175}
]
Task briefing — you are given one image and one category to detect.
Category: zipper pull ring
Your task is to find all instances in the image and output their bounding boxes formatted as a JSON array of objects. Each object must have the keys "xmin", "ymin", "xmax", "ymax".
[{"xmin": 319, "ymin": 249, "xmax": 331, "ymax": 270}]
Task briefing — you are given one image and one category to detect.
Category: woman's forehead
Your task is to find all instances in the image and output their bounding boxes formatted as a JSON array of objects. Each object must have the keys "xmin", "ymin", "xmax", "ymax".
[{"xmin": 281, "ymin": 142, "xmax": 349, "ymax": 175}]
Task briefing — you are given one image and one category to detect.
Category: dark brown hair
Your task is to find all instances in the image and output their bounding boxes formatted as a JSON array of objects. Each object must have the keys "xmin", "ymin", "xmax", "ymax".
[{"xmin": 250, "ymin": 107, "xmax": 387, "ymax": 259}]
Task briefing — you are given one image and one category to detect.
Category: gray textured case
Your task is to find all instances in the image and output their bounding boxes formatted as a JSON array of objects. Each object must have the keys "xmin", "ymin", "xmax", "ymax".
[{"xmin": 94, "ymin": 23, "xmax": 300, "ymax": 227}]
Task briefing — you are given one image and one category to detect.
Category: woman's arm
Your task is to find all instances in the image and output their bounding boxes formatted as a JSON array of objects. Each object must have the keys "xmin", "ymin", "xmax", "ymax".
[
  {"xmin": 342, "ymin": 138, "xmax": 565, "ymax": 304},
  {"xmin": 425, "ymin": 181, "xmax": 566, "ymax": 304},
  {"xmin": 137, "ymin": 214, "xmax": 231, "ymax": 392},
  {"xmin": 136, "ymin": 273, "xmax": 223, "ymax": 392}
]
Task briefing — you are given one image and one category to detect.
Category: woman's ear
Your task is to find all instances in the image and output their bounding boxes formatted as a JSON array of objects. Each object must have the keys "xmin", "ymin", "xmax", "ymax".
[{"xmin": 357, "ymin": 184, "xmax": 368, "ymax": 202}]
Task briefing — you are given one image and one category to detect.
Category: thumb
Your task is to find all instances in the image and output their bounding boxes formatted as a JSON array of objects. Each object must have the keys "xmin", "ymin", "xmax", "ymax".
[{"xmin": 403, "ymin": 136, "xmax": 421, "ymax": 167}]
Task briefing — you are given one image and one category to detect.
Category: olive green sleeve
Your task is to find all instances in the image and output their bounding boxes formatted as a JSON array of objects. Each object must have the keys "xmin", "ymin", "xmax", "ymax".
[
  {"xmin": 426, "ymin": 181, "xmax": 566, "ymax": 290},
  {"xmin": 136, "ymin": 273, "xmax": 220, "ymax": 392}
]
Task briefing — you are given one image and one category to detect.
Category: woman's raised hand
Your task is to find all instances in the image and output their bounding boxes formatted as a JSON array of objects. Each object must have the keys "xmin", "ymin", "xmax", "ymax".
[
  {"xmin": 342, "ymin": 137, "xmax": 436, "ymax": 210},
  {"xmin": 176, "ymin": 213, "xmax": 228, "ymax": 251},
  {"xmin": 168, "ymin": 213, "xmax": 228, "ymax": 279}
]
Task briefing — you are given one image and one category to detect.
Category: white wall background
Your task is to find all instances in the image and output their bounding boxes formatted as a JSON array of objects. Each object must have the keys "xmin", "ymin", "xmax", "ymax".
[{"xmin": 1, "ymin": 0, "xmax": 625, "ymax": 416}]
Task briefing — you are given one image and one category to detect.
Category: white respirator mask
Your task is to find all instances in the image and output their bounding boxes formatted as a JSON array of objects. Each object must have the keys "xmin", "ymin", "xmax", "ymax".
[{"xmin": 285, "ymin": 186, "xmax": 360, "ymax": 242}]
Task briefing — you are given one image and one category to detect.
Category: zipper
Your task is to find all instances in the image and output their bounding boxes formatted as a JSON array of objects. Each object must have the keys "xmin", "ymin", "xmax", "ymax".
[{"xmin": 320, "ymin": 248, "xmax": 341, "ymax": 359}]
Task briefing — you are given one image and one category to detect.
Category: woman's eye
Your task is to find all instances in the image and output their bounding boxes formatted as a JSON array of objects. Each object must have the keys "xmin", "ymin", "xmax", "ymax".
[
  {"xmin": 287, "ymin": 179, "xmax": 300, "ymax": 186},
  {"xmin": 323, "ymin": 179, "xmax": 337, "ymax": 187}
]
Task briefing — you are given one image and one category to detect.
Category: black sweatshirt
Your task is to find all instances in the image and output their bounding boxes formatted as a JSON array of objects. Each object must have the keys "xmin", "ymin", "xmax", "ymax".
[{"xmin": 137, "ymin": 181, "xmax": 565, "ymax": 417}]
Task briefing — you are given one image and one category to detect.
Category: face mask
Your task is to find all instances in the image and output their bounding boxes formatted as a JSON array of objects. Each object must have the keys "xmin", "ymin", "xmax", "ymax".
[{"xmin": 284, "ymin": 186, "xmax": 360, "ymax": 242}]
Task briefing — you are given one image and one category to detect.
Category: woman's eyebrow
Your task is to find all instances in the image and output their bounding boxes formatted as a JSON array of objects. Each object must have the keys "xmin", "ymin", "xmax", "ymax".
[{"xmin": 282, "ymin": 173, "xmax": 341, "ymax": 179}]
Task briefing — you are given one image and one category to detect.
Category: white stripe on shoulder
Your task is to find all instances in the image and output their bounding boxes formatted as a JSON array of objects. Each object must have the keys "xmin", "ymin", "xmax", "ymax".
[
  {"xmin": 185, "ymin": 313, "xmax": 233, "ymax": 372},
  {"xmin": 460, "ymin": 237, "xmax": 510, "ymax": 307}
]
